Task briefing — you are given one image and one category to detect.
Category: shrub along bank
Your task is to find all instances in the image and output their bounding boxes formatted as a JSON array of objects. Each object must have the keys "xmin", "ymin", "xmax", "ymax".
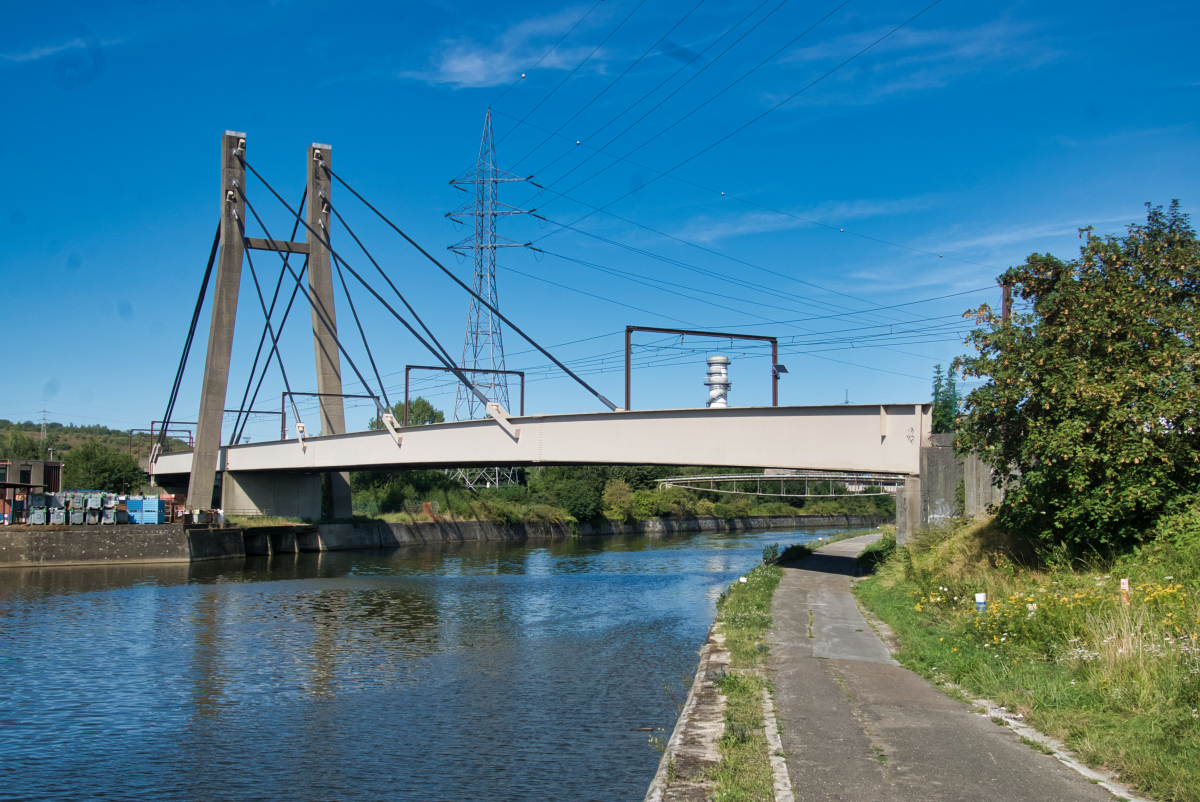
[
  {"xmin": 854, "ymin": 515, "xmax": 1200, "ymax": 802},
  {"xmin": 347, "ymin": 465, "xmax": 894, "ymax": 527}
]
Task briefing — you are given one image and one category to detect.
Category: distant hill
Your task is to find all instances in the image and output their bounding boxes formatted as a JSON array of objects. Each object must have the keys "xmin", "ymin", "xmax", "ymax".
[{"xmin": 0, "ymin": 419, "xmax": 187, "ymax": 460}]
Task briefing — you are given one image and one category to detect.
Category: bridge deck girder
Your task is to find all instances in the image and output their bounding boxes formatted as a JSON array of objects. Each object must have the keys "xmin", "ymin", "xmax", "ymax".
[{"xmin": 152, "ymin": 403, "xmax": 931, "ymax": 479}]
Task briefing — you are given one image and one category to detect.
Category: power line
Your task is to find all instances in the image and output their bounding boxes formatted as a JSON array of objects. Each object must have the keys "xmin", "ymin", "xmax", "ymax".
[
  {"xmin": 488, "ymin": 0, "xmax": 607, "ymax": 109},
  {"xmin": 537, "ymin": 0, "xmax": 851, "ymax": 202},
  {"xmin": 496, "ymin": 0, "xmax": 650, "ymax": 149},
  {"xmin": 510, "ymin": 0, "xmax": 710, "ymax": 170},
  {"xmin": 533, "ymin": 0, "xmax": 947, "ymax": 249}
]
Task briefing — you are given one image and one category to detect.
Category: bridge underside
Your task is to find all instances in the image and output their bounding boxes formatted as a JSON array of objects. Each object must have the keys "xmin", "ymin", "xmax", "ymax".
[{"xmin": 152, "ymin": 403, "xmax": 930, "ymax": 517}]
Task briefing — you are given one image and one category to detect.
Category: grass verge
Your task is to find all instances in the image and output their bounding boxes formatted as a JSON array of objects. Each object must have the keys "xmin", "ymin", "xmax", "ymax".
[
  {"xmin": 709, "ymin": 560, "xmax": 782, "ymax": 801},
  {"xmin": 853, "ymin": 517, "xmax": 1200, "ymax": 802}
]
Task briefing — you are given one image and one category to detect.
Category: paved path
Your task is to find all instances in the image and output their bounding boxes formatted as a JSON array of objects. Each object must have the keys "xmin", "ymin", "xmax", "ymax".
[{"xmin": 768, "ymin": 535, "xmax": 1114, "ymax": 802}]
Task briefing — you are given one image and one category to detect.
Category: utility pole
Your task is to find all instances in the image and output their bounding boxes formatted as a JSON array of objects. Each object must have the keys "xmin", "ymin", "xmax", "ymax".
[
  {"xmin": 306, "ymin": 143, "xmax": 351, "ymax": 519},
  {"xmin": 188, "ymin": 131, "xmax": 247, "ymax": 510},
  {"xmin": 1001, "ymin": 281, "xmax": 1012, "ymax": 324}
]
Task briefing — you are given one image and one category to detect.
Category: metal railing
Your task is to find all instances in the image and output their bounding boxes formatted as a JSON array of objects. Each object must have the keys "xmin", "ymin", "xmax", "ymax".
[{"xmin": 658, "ymin": 471, "xmax": 906, "ymax": 498}]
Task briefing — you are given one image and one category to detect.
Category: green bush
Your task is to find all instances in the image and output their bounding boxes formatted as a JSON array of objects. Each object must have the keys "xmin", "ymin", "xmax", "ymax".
[
  {"xmin": 632, "ymin": 489, "xmax": 658, "ymax": 519},
  {"xmin": 955, "ymin": 202, "xmax": 1200, "ymax": 547},
  {"xmin": 63, "ymin": 439, "xmax": 145, "ymax": 492},
  {"xmin": 602, "ymin": 479, "xmax": 634, "ymax": 521}
]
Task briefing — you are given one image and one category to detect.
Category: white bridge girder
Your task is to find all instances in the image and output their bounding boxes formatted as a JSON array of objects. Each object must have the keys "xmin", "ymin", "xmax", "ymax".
[{"xmin": 153, "ymin": 403, "xmax": 931, "ymax": 479}]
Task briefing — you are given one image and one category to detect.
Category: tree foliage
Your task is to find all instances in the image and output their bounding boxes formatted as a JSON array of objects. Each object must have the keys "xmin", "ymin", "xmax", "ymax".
[
  {"xmin": 63, "ymin": 439, "xmax": 146, "ymax": 492},
  {"xmin": 0, "ymin": 429, "xmax": 41, "ymax": 460},
  {"xmin": 931, "ymin": 364, "xmax": 960, "ymax": 434},
  {"xmin": 954, "ymin": 202, "xmax": 1200, "ymax": 547},
  {"xmin": 368, "ymin": 396, "xmax": 445, "ymax": 429}
]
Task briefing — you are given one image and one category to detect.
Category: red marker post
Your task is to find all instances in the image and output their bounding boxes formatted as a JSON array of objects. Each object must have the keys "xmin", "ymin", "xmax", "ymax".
[{"xmin": 1120, "ymin": 578, "xmax": 1130, "ymax": 606}]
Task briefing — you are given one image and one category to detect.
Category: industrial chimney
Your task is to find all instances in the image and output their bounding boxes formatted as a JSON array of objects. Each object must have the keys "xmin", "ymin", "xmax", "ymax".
[{"xmin": 705, "ymin": 355, "xmax": 731, "ymax": 407}]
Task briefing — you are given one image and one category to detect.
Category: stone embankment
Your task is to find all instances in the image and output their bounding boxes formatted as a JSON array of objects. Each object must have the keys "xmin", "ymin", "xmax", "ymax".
[{"xmin": 0, "ymin": 514, "xmax": 881, "ymax": 567}]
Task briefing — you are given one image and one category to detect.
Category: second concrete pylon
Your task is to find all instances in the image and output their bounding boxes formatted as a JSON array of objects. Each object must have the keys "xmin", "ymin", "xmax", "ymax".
[{"xmin": 306, "ymin": 143, "xmax": 352, "ymax": 519}]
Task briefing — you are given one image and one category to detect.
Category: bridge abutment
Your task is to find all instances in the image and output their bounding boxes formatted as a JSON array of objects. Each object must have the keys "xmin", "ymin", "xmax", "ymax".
[{"xmin": 222, "ymin": 471, "xmax": 321, "ymax": 521}]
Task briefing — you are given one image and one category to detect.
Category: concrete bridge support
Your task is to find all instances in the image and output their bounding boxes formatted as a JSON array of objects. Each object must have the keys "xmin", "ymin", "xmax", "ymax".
[
  {"xmin": 221, "ymin": 471, "xmax": 322, "ymax": 521},
  {"xmin": 305, "ymin": 143, "xmax": 352, "ymax": 520},
  {"xmin": 896, "ymin": 475, "xmax": 921, "ymax": 545}
]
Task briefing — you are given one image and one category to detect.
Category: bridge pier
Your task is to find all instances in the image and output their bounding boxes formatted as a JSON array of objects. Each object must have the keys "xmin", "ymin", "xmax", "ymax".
[
  {"xmin": 221, "ymin": 471, "xmax": 321, "ymax": 521},
  {"xmin": 896, "ymin": 475, "xmax": 921, "ymax": 545}
]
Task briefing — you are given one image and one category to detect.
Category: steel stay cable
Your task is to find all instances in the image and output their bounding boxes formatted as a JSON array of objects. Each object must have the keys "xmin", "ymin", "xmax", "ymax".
[
  {"xmin": 236, "ymin": 185, "xmax": 390, "ymax": 419},
  {"xmin": 231, "ymin": 188, "xmax": 307, "ymax": 444},
  {"xmin": 232, "ymin": 218, "xmax": 304, "ymax": 430},
  {"xmin": 155, "ymin": 220, "xmax": 220, "ymax": 460},
  {"xmin": 235, "ymin": 260, "xmax": 308, "ymax": 444},
  {"xmin": 535, "ymin": 0, "xmax": 945, "ymax": 244},
  {"xmin": 324, "ymin": 165, "xmax": 619, "ymax": 411},
  {"xmin": 324, "ymin": 195, "xmax": 459, "ymax": 371},
  {"xmin": 238, "ymin": 159, "xmax": 493, "ymax": 410},
  {"xmin": 333, "ymin": 254, "xmax": 390, "ymax": 410}
]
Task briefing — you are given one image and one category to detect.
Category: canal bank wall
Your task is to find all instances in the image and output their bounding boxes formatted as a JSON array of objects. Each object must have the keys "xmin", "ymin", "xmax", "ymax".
[
  {"xmin": 0, "ymin": 514, "xmax": 881, "ymax": 567},
  {"xmin": 0, "ymin": 525, "xmax": 244, "ymax": 567}
]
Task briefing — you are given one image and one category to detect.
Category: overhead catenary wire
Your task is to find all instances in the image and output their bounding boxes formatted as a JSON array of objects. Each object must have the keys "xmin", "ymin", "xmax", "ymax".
[{"xmin": 499, "ymin": 108, "xmax": 999, "ymax": 272}]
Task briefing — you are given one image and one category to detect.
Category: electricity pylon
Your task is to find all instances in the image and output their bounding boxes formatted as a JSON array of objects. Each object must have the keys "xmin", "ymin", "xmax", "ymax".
[{"xmin": 446, "ymin": 109, "xmax": 535, "ymax": 489}]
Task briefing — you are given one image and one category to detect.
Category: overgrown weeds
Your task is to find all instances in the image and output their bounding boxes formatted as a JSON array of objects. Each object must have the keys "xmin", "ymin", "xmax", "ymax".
[
  {"xmin": 707, "ymin": 561, "xmax": 783, "ymax": 800},
  {"xmin": 855, "ymin": 516, "xmax": 1200, "ymax": 802}
]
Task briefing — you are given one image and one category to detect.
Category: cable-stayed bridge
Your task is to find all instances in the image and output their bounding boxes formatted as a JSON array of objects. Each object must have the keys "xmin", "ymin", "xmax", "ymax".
[{"xmin": 149, "ymin": 132, "xmax": 931, "ymax": 521}]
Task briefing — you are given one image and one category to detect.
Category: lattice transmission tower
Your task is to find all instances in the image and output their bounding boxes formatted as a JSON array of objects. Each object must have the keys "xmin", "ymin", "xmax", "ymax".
[{"xmin": 445, "ymin": 109, "xmax": 535, "ymax": 488}]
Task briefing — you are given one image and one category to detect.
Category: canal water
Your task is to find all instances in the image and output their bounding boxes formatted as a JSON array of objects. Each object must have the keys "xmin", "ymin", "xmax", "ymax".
[{"xmin": 0, "ymin": 526, "xmax": 863, "ymax": 801}]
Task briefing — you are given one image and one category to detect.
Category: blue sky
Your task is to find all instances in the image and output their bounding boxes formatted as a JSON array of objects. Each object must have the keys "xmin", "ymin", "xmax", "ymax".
[{"xmin": 2, "ymin": 0, "xmax": 1197, "ymax": 441}]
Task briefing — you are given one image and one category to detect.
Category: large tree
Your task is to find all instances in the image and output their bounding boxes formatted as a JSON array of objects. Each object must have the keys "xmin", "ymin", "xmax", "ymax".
[
  {"xmin": 63, "ymin": 439, "xmax": 146, "ymax": 492},
  {"xmin": 368, "ymin": 396, "xmax": 445, "ymax": 429},
  {"xmin": 954, "ymin": 202, "xmax": 1200, "ymax": 547}
]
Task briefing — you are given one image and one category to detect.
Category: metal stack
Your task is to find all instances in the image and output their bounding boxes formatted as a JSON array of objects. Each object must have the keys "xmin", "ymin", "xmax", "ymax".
[{"xmin": 705, "ymin": 355, "xmax": 732, "ymax": 408}]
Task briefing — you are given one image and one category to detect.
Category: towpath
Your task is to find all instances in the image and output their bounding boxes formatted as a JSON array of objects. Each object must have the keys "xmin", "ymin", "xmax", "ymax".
[{"xmin": 768, "ymin": 534, "xmax": 1116, "ymax": 802}]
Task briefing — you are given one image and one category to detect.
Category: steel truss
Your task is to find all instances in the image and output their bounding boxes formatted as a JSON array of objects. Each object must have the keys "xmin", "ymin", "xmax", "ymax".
[{"xmin": 658, "ymin": 471, "xmax": 905, "ymax": 498}]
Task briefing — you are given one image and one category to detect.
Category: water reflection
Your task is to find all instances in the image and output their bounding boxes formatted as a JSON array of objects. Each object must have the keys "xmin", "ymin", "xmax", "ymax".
[{"xmin": 0, "ymin": 527, "xmax": 860, "ymax": 801}]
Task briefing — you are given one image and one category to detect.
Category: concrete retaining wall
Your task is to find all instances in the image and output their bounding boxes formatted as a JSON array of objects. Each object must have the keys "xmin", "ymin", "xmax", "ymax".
[
  {"xmin": 0, "ymin": 525, "xmax": 245, "ymax": 568},
  {"xmin": 0, "ymin": 515, "xmax": 882, "ymax": 567},
  {"xmin": 296, "ymin": 514, "xmax": 883, "ymax": 553}
]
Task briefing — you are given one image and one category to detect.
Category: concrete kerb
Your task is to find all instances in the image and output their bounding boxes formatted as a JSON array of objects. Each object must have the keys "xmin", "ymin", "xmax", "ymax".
[
  {"xmin": 643, "ymin": 630, "xmax": 729, "ymax": 802},
  {"xmin": 761, "ymin": 680, "xmax": 796, "ymax": 802}
]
